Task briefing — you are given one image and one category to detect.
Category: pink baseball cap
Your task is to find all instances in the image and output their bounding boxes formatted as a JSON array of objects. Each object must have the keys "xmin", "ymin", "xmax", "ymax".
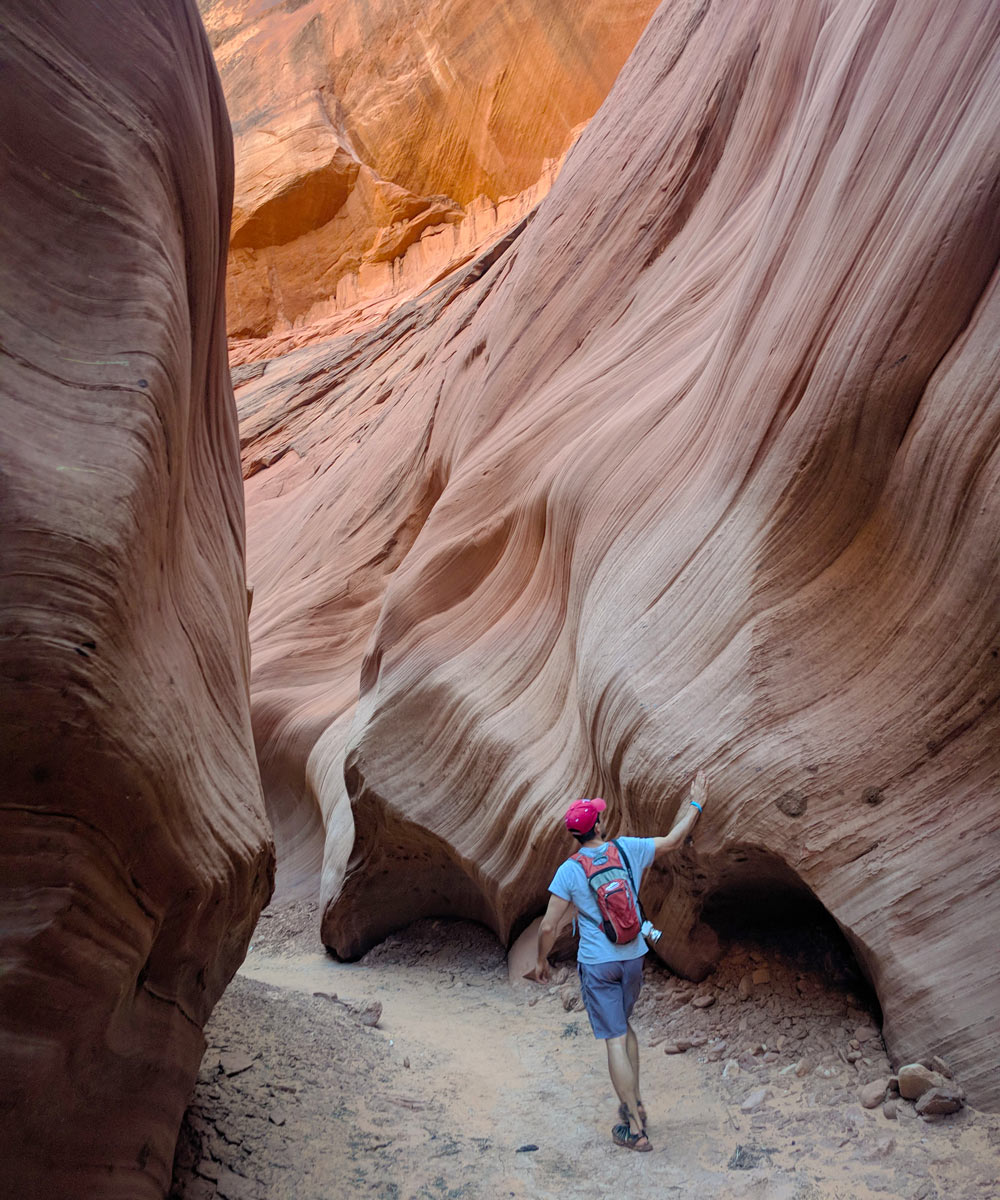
[{"xmin": 564, "ymin": 797, "xmax": 606, "ymax": 834}]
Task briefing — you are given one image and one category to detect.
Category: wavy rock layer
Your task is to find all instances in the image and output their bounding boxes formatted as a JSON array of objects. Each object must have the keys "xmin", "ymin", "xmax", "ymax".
[
  {"xmin": 0, "ymin": 3, "xmax": 273, "ymax": 1195},
  {"xmin": 198, "ymin": 0, "xmax": 660, "ymax": 348},
  {"xmin": 241, "ymin": 0, "xmax": 1000, "ymax": 1109}
]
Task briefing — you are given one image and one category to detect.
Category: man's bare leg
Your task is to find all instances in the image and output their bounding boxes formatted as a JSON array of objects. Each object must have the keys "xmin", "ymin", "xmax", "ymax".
[
  {"xmin": 625, "ymin": 1023, "xmax": 646, "ymax": 1121},
  {"xmin": 606, "ymin": 1035, "xmax": 646, "ymax": 1139}
]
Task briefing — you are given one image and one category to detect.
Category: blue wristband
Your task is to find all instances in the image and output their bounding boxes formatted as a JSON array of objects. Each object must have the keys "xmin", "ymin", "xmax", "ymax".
[{"xmin": 689, "ymin": 800, "xmax": 703, "ymax": 812}]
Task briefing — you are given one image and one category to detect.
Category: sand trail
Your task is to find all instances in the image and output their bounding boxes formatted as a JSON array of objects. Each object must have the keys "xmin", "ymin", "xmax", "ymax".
[{"xmin": 170, "ymin": 907, "xmax": 1000, "ymax": 1200}]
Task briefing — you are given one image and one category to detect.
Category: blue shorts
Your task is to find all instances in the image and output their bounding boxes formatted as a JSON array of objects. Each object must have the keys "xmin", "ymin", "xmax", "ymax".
[{"xmin": 577, "ymin": 957, "xmax": 644, "ymax": 1039}]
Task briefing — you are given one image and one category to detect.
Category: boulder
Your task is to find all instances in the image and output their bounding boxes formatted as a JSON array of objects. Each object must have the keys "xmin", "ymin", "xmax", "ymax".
[{"xmin": 898, "ymin": 1064, "xmax": 949, "ymax": 1101}]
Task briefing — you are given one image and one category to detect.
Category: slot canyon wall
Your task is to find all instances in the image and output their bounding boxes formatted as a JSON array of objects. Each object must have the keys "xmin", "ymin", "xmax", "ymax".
[
  {"xmin": 0, "ymin": 2, "xmax": 274, "ymax": 1196},
  {"xmin": 239, "ymin": 0, "xmax": 1000, "ymax": 1110},
  {"xmin": 197, "ymin": 0, "xmax": 661, "ymax": 356}
]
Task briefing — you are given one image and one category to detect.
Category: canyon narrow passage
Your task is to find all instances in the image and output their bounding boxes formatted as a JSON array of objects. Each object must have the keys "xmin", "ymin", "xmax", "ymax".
[{"xmin": 170, "ymin": 906, "xmax": 998, "ymax": 1200}]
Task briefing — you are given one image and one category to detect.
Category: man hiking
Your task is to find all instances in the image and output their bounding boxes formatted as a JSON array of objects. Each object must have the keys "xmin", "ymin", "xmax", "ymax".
[{"xmin": 533, "ymin": 771, "xmax": 709, "ymax": 1152}]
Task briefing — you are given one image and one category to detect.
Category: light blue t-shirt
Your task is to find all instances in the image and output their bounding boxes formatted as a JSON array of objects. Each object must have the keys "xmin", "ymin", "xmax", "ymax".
[{"xmin": 549, "ymin": 836, "xmax": 656, "ymax": 964}]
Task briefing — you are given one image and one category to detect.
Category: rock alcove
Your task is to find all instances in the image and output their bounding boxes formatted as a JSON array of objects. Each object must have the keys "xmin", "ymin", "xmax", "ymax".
[{"xmin": 696, "ymin": 850, "xmax": 886, "ymax": 1030}]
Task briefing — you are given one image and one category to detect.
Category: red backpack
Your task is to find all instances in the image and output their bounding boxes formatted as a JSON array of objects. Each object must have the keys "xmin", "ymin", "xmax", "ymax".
[{"xmin": 572, "ymin": 840, "xmax": 642, "ymax": 945}]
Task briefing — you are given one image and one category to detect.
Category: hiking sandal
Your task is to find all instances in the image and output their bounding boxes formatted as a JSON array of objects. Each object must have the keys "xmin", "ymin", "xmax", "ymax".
[
  {"xmin": 612, "ymin": 1123, "xmax": 652, "ymax": 1152},
  {"xmin": 618, "ymin": 1099, "xmax": 648, "ymax": 1126}
]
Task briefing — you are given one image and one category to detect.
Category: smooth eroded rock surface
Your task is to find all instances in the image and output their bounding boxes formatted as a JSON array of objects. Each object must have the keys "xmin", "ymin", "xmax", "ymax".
[
  {"xmin": 0, "ymin": 2, "xmax": 274, "ymax": 1195},
  {"xmin": 198, "ymin": 0, "xmax": 660, "ymax": 350},
  {"xmin": 240, "ymin": 0, "xmax": 1000, "ymax": 1109}
]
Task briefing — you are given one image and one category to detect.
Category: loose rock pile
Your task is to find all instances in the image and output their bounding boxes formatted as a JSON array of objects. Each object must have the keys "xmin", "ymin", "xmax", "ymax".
[
  {"xmin": 359, "ymin": 916, "xmax": 508, "ymax": 978},
  {"xmin": 527, "ymin": 917, "xmax": 996, "ymax": 1197},
  {"xmin": 895, "ymin": 1062, "xmax": 966, "ymax": 1116},
  {"xmin": 543, "ymin": 917, "xmax": 973, "ymax": 1131},
  {"xmin": 170, "ymin": 975, "xmax": 394, "ymax": 1200}
]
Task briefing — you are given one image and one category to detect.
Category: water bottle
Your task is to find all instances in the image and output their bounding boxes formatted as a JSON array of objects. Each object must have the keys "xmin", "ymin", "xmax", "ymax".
[{"xmin": 641, "ymin": 920, "xmax": 661, "ymax": 944}]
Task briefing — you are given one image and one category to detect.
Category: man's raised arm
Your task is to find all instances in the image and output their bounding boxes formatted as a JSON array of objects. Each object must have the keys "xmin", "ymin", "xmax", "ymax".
[{"xmin": 651, "ymin": 770, "xmax": 708, "ymax": 861}]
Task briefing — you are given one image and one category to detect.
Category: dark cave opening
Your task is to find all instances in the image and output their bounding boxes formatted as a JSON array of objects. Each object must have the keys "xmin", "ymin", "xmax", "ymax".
[{"xmin": 698, "ymin": 847, "xmax": 884, "ymax": 1027}]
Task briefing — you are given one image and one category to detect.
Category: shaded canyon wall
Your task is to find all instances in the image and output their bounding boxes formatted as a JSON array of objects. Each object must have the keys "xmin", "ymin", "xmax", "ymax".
[
  {"xmin": 0, "ymin": 1, "xmax": 274, "ymax": 1195},
  {"xmin": 239, "ymin": 0, "xmax": 1000, "ymax": 1109}
]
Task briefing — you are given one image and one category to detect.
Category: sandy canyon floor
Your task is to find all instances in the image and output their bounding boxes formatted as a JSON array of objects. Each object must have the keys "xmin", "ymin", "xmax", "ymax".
[{"xmin": 170, "ymin": 903, "xmax": 999, "ymax": 1200}]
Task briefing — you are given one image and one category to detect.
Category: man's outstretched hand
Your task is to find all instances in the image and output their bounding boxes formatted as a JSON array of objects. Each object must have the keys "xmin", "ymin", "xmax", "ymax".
[{"xmin": 690, "ymin": 769, "xmax": 708, "ymax": 811}]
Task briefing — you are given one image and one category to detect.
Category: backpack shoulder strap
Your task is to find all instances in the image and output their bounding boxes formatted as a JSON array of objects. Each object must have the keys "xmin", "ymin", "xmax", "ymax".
[
  {"xmin": 570, "ymin": 851, "xmax": 603, "ymax": 926},
  {"xmin": 571, "ymin": 849, "xmax": 606, "ymax": 878},
  {"xmin": 611, "ymin": 839, "xmax": 635, "ymax": 888},
  {"xmin": 612, "ymin": 839, "xmax": 646, "ymax": 921}
]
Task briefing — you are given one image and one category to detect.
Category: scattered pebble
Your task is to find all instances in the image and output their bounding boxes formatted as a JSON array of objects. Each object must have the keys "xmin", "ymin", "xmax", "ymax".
[
  {"xmin": 741, "ymin": 1087, "xmax": 771, "ymax": 1112},
  {"xmin": 354, "ymin": 1001, "xmax": 383, "ymax": 1027},
  {"xmin": 860, "ymin": 1080, "xmax": 888, "ymax": 1109},
  {"xmin": 219, "ymin": 1052, "xmax": 255, "ymax": 1078},
  {"xmin": 916, "ymin": 1086, "xmax": 965, "ymax": 1116},
  {"xmin": 560, "ymin": 985, "xmax": 581, "ymax": 1012},
  {"xmin": 929, "ymin": 1056, "xmax": 954, "ymax": 1079}
]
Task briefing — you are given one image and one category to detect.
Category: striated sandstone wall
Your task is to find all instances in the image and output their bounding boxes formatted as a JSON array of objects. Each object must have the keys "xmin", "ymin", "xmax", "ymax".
[
  {"xmin": 0, "ymin": 2, "xmax": 274, "ymax": 1196},
  {"xmin": 240, "ymin": 0, "xmax": 1000, "ymax": 1109},
  {"xmin": 198, "ymin": 0, "xmax": 660, "ymax": 348}
]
